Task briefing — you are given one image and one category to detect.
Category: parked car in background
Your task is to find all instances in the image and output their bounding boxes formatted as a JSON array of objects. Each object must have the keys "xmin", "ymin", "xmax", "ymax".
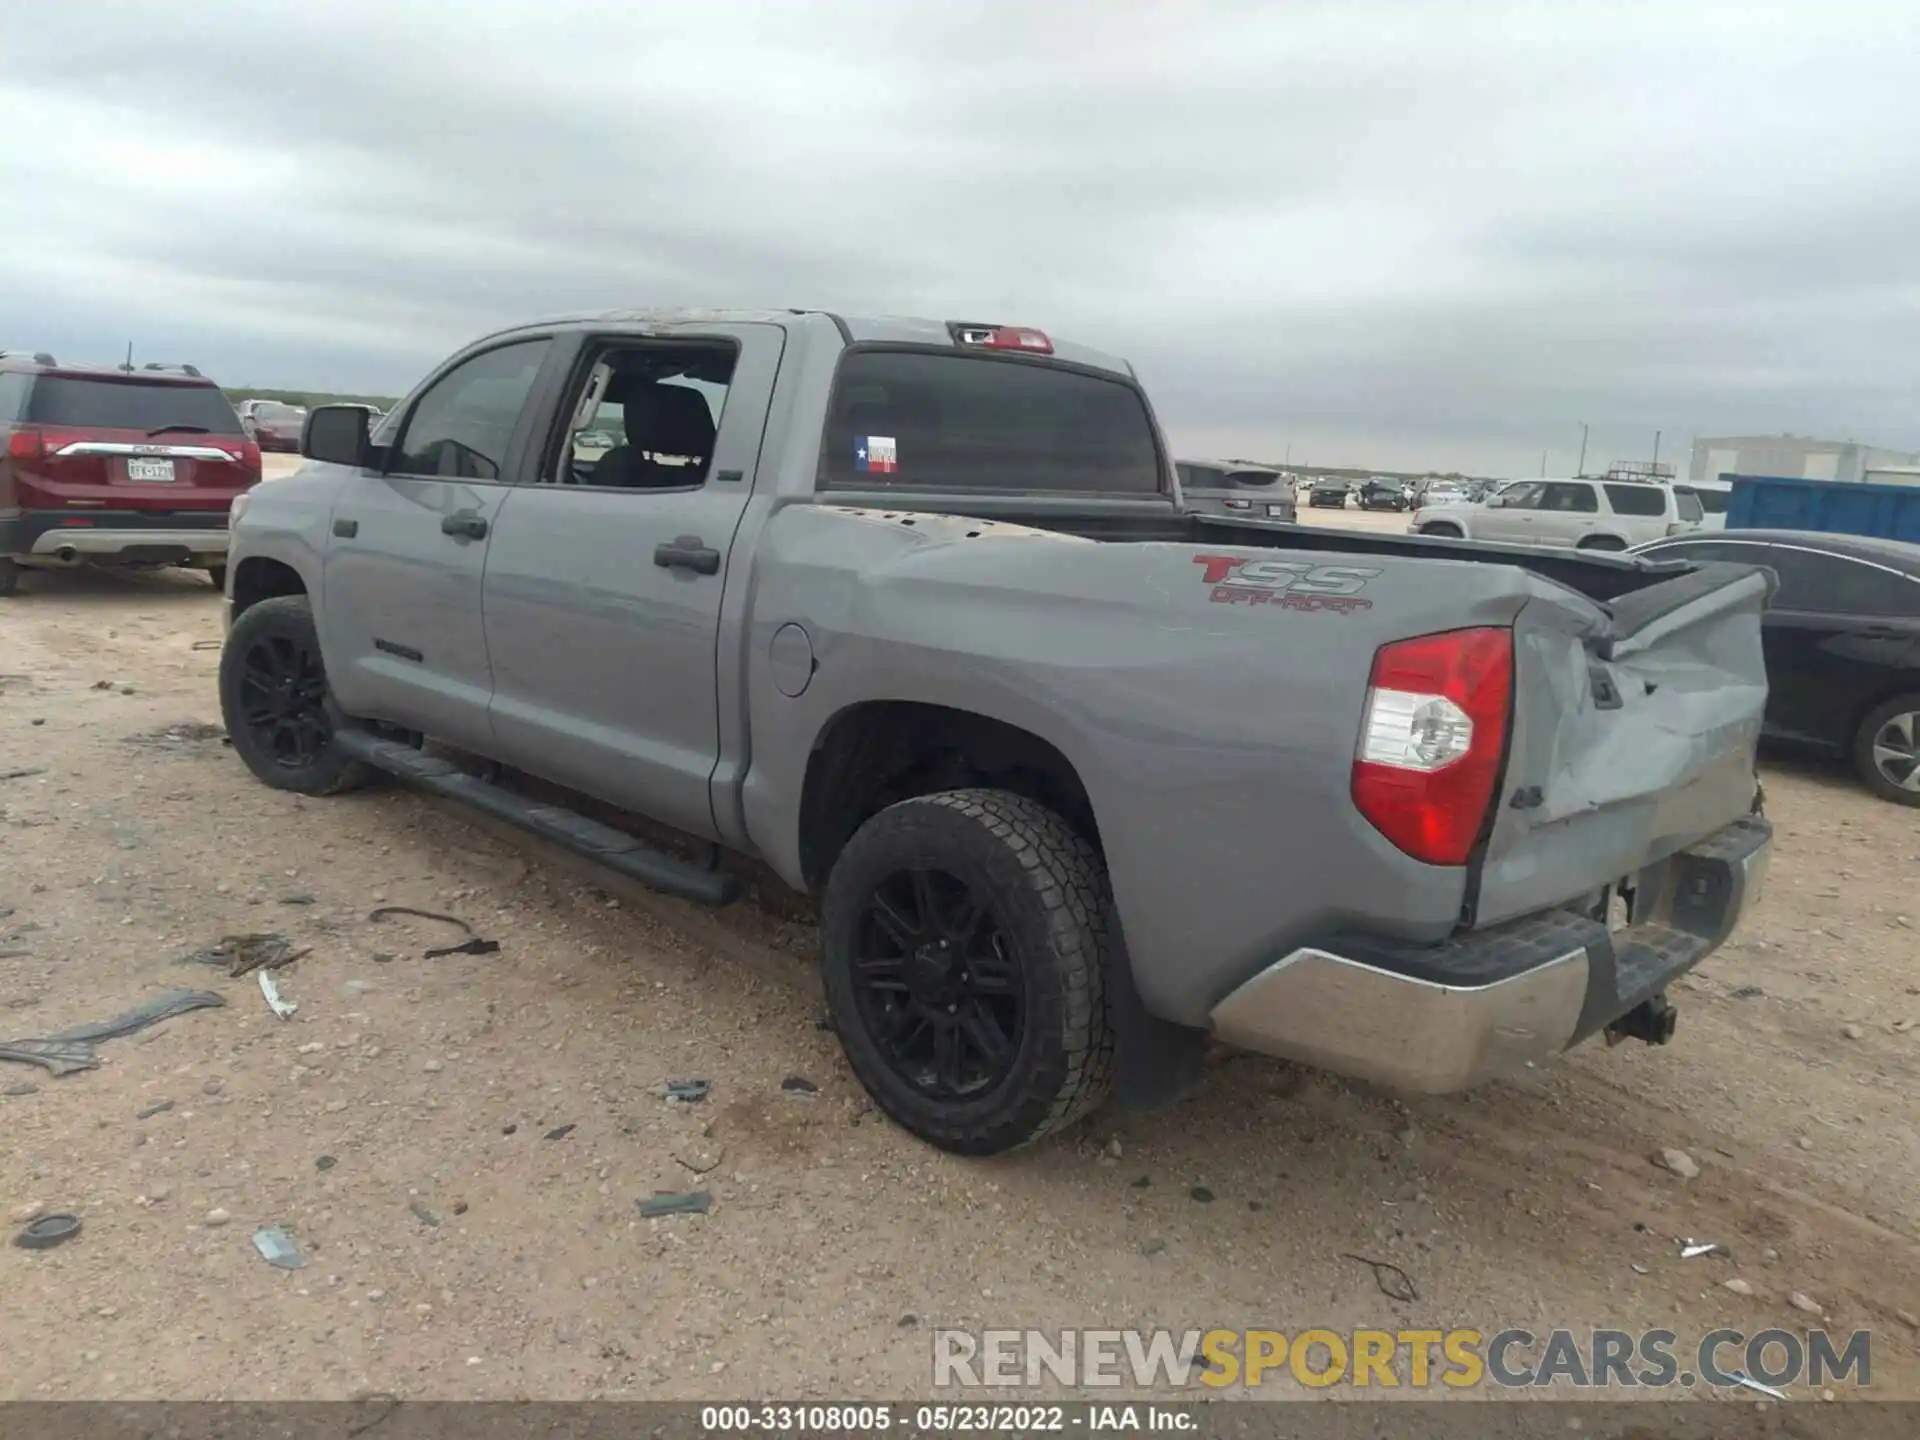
[
  {"xmin": 1175, "ymin": 458, "xmax": 1297, "ymax": 524},
  {"xmin": 1306, "ymin": 476, "xmax": 1351, "ymax": 508},
  {"xmin": 1419, "ymin": 478, "xmax": 1475, "ymax": 508},
  {"xmin": 1356, "ymin": 477, "xmax": 1408, "ymax": 511},
  {"xmin": 1411, "ymin": 478, "xmax": 1699, "ymax": 550},
  {"xmin": 238, "ymin": 399, "xmax": 309, "ymax": 452},
  {"xmin": 1675, "ymin": 479, "xmax": 1731, "ymax": 530},
  {"xmin": 0, "ymin": 353, "xmax": 258, "ymax": 595},
  {"xmin": 1634, "ymin": 530, "xmax": 1920, "ymax": 806}
]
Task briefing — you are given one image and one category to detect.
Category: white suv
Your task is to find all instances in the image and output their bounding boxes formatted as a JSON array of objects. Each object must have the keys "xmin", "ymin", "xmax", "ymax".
[{"xmin": 1410, "ymin": 478, "xmax": 1701, "ymax": 551}]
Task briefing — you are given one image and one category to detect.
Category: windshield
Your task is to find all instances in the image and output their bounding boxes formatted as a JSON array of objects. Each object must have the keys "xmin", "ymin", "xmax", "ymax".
[
  {"xmin": 256, "ymin": 402, "xmax": 305, "ymax": 421},
  {"xmin": 26, "ymin": 376, "xmax": 243, "ymax": 433}
]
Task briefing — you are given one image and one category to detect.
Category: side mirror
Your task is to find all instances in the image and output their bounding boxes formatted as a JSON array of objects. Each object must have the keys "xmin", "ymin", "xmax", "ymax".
[{"xmin": 302, "ymin": 405, "xmax": 372, "ymax": 466}]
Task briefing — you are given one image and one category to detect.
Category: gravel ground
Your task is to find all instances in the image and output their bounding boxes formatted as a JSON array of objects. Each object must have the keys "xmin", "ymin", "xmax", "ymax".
[{"xmin": 2, "ymin": 487, "xmax": 1917, "ymax": 1402}]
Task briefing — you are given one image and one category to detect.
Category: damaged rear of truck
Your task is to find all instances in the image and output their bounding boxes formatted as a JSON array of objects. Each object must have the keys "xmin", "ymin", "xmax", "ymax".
[{"xmin": 229, "ymin": 308, "xmax": 1772, "ymax": 1156}]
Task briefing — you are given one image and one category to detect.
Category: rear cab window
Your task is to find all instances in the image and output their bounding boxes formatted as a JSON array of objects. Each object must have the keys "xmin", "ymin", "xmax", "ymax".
[
  {"xmin": 24, "ymin": 376, "xmax": 243, "ymax": 434},
  {"xmin": 821, "ymin": 349, "xmax": 1164, "ymax": 494}
]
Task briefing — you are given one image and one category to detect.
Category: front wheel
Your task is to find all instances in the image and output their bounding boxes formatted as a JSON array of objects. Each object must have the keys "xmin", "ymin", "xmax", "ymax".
[
  {"xmin": 1853, "ymin": 693, "xmax": 1920, "ymax": 806},
  {"xmin": 219, "ymin": 594, "xmax": 370, "ymax": 796},
  {"xmin": 821, "ymin": 789, "xmax": 1115, "ymax": 1155}
]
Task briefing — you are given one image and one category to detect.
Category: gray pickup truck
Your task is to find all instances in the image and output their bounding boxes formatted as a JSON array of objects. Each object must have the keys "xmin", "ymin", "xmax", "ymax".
[{"xmin": 218, "ymin": 309, "xmax": 1772, "ymax": 1155}]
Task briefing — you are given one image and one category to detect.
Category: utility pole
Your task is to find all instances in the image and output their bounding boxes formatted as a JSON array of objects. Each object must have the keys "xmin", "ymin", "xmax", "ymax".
[
  {"xmin": 1283, "ymin": 443, "xmax": 1292, "ymax": 466},
  {"xmin": 123, "ymin": 341, "xmax": 134, "ymax": 373},
  {"xmin": 1652, "ymin": 430, "xmax": 1661, "ymax": 469},
  {"xmin": 1539, "ymin": 450, "xmax": 1548, "ymax": 477},
  {"xmin": 1576, "ymin": 422, "xmax": 1589, "ymax": 477}
]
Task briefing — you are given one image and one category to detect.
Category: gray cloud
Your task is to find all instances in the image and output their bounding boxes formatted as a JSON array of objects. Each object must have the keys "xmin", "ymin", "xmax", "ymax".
[{"xmin": 4, "ymin": 0, "xmax": 1916, "ymax": 474}]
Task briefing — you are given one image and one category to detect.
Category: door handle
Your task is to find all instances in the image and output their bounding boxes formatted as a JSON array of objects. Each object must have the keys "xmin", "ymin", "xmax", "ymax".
[
  {"xmin": 654, "ymin": 536, "xmax": 721, "ymax": 575},
  {"xmin": 332, "ymin": 518, "xmax": 358, "ymax": 539},
  {"xmin": 441, "ymin": 513, "xmax": 489, "ymax": 540}
]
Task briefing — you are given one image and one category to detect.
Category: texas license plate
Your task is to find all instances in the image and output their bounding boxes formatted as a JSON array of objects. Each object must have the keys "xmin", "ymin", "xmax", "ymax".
[
  {"xmin": 1268, "ymin": 504, "xmax": 1291, "ymax": 517},
  {"xmin": 126, "ymin": 458, "xmax": 176, "ymax": 482}
]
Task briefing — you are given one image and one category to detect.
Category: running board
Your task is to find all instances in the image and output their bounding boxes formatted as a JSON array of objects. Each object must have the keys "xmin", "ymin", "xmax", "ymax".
[{"xmin": 332, "ymin": 730, "xmax": 740, "ymax": 907}]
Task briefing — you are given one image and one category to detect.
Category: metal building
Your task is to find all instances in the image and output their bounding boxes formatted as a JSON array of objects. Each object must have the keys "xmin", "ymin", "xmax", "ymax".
[{"xmin": 1689, "ymin": 435, "xmax": 1920, "ymax": 485}]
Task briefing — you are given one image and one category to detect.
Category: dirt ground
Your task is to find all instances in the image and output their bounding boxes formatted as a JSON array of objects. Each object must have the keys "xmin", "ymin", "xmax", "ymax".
[{"xmin": 2, "ymin": 481, "xmax": 1917, "ymax": 1403}]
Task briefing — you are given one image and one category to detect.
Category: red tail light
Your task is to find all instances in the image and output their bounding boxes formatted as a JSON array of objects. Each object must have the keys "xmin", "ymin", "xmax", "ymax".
[
  {"xmin": 6, "ymin": 427, "xmax": 44, "ymax": 461},
  {"xmin": 236, "ymin": 439, "xmax": 262, "ymax": 469},
  {"xmin": 954, "ymin": 324, "xmax": 1054, "ymax": 355},
  {"xmin": 1351, "ymin": 627, "xmax": 1513, "ymax": 866}
]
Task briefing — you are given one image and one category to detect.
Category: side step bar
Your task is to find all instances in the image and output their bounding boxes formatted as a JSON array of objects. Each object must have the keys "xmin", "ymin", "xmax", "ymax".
[{"xmin": 333, "ymin": 730, "xmax": 741, "ymax": 907}]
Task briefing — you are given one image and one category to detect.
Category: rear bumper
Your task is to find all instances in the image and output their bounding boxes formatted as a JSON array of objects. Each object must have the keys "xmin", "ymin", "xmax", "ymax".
[
  {"xmin": 1208, "ymin": 814, "xmax": 1771, "ymax": 1092},
  {"xmin": 1, "ymin": 508, "xmax": 229, "ymax": 562}
]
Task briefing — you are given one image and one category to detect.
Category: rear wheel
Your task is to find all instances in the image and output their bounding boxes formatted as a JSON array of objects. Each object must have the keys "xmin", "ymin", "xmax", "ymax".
[
  {"xmin": 821, "ymin": 789, "xmax": 1115, "ymax": 1155},
  {"xmin": 0, "ymin": 558, "xmax": 18, "ymax": 597},
  {"xmin": 1419, "ymin": 522, "xmax": 1464, "ymax": 539},
  {"xmin": 219, "ymin": 595, "xmax": 370, "ymax": 796},
  {"xmin": 1853, "ymin": 693, "xmax": 1920, "ymax": 806}
]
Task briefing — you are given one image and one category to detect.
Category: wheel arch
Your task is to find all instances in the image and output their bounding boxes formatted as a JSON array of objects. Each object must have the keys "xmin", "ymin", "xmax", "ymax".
[{"xmin": 230, "ymin": 555, "xmax": 311, "ymax": 619}]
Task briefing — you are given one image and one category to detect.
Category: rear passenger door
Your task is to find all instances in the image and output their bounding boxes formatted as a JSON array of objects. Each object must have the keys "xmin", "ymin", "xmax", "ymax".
[
  {"xmin": 319, "ymin": 337, "xmax": 552, "ymax": 751},
  {"xmin": 479, "ymin": 323, "xmax": 786, "ymax": 841},
  {"xmin": 1530, "ymin": 482, "xmax": 1600, "ymax": 544}
]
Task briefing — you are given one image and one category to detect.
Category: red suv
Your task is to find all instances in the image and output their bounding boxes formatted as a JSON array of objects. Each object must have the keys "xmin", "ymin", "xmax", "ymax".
[{"xmin": 0, "ymin": 351, "xmax": 261, "ymax": 596}]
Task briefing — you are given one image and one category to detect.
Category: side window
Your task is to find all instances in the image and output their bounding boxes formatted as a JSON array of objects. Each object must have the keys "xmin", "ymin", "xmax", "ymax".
[
  {"xmin": 1768, "ymin": 548, "xmax": 1920, "ymax": 616},
  {"xmin": 1175, "ymin": 463, "xmax": 1199, "ymax": 488},
  {"xmin": 1674, "ymin": 490, "xmax": 1703, "ymax": 522},
  {"xmin": 1541, "ymin": 482, "xmax": 1599, "ymax": 513},
  {"xmin": 1647, "ymin": 541, "xmax": 1772, "ymax": 567},
  {"xmin": 1605, "ymin": 483, "xmax": 1667, "ymax": 517},
  {"xmin": 0, "ymin": 372, "xmax": 30, "ymax": 422},
  {"xmin": 389, "ymin": 340, "xmax": 550, "ymax": 480},
  {"xmin": 546, "ymin": 340, "xmax": 736, "ymax": 490},
  {"xmin": 1496, "ymin": 482, "xmax": 1544, "ymax": 509}
]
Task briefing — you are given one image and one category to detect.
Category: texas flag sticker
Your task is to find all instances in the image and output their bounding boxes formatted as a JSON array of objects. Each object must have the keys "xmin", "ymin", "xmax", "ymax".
[{"xmin": 855, "ymin": 435, "xmax": 898, "ymax": 474}]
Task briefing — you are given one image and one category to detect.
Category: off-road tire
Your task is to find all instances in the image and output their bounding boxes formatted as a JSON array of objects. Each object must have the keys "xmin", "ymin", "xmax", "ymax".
[
  {"xmin": 0, "ymin": 558, "xmax": 20, "ymax": 597},
  {"xmin": 821, "ymin": 789, "xmax": 1116, "ymax": 1155},
  {"xmin": 219, "ymin": 594, "xmax": 371, "ymax": 796},
  {"xmin": 1852, "ymin": 691, "xmax": 1920, "ymax": 807}
]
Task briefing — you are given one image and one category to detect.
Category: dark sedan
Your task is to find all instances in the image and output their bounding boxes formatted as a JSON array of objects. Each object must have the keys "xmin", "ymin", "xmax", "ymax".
[
  {"xmin": 1306, "ymin": 478, "xmax": 1350, "ymax": 509},
  {"xmin": 1635, "ymin": 529, "xmax": 1920, "ymax": 805},
  {"xmin": 238, "ymin": 399, "xmax": 308, "ymax": 452}
]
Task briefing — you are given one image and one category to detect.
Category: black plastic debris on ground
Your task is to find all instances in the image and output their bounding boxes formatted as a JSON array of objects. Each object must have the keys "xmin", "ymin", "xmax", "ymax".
[
  {"xmin": 368, "ymin": 907, "xmax": 499, "ymax": 959},
  {"xmin": 543, "ymin": 1124, "xmax": 576, "ymax": 1142},
  {"xmin": 14, "ymin": 1214, "xmax": 82, "ymax": 1250},
  {"xmin": 779, "ymin": 1076, "xmax": 818, "ymax": 1095},
  {"xmin": 638, "ymin": 1191, "xmax": 711, "ymax": 1218},
  {"xmin": 664, "ymin": 1080, "xmax": 712, "ymax": 1104},
  {"xmin": 1, "ymin": 989, "xmax": 227, "ymax": 1077},
  {"xmin": 0, "ymin": 767, "xmax": 47, "ymax": 782}
]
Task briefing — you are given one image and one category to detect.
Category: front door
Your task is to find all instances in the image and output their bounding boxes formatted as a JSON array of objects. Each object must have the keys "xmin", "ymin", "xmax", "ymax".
[
  {"xmin": 1756, "ymin": 543, "xmax": 1920, "ymax": 749},
  {"xmin": 1475, "ymin": 482, "xmax": 1544, "ymax": 542},
  {"xmin": 480, "ymin": 324, "xmax": 785, "ymax": 841},
  {"xmin": 319, "ymin": 337, "xmax": 551, "ymax": 752}
]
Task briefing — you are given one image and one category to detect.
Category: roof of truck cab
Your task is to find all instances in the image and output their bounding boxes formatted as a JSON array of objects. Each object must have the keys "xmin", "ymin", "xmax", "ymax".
[{"xmin": 494, "ymin": 308, "xmax": 1137, "ymax": 378}]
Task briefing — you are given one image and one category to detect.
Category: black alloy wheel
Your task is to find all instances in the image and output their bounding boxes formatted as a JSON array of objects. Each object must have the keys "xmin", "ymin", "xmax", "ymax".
[{"xmin": 850, "ymin": 865, "xmax": 1023, "ymax": 1100}]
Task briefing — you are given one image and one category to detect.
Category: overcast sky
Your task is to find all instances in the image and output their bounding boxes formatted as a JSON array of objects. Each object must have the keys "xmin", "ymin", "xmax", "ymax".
[{"xmin": 4, "ymin": 1, "xmax": 1916, "ymax": 475}]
